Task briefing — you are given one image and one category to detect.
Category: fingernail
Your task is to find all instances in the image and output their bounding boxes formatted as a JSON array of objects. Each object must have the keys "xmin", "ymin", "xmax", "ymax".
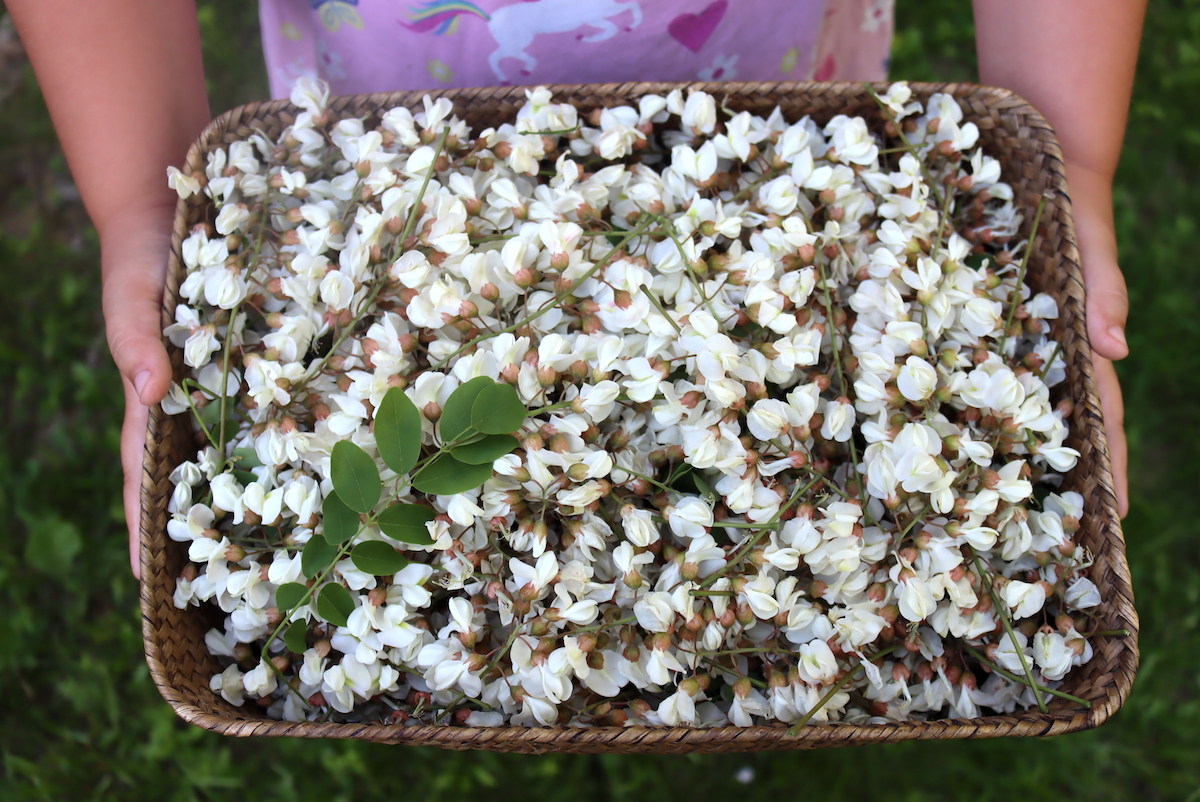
[
  {"xmin": 1108, "ymin": 326, "xmax": 1128, "ymax": 351},
  {"xmin": 134, "ymin": 370, "xmax": 151, "ymax": 402}
]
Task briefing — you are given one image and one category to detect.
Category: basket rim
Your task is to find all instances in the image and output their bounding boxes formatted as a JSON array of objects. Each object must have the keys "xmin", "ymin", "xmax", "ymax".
[{"xmin": 141, "ymin": 80, "xmax": 1138, "ymax": 752}]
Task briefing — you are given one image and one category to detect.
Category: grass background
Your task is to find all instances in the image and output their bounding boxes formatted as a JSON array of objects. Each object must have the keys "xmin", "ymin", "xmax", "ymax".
[{"xmin": 1, "ymin": 1, "xmax": 1198, "ymax": 799}]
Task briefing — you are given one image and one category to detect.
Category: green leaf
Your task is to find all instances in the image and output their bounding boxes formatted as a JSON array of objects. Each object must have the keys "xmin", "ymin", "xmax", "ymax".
[
  {"xmin": 316, "ymin": 583, "xmax": 355, "ymax": 627},
  {"xmin": 330, "ymin": 440, "xmax": 382, "ymax": 513},
  {"xmin": 322, "ymin": 490, "xmax": 360, "ymax": 545},
  {"xmin": 450, "ymin": 433, "xmax": 519, "ymax": 465},
  {"xmin": 275, "ymin": 582, "xmax": 309, "ymax": 611},
  {"xmin": 283, "ymin": 622, "xmax": 308, "ymax": 653},
  {"xmin": 375, "ymin": 386, "xmax": 424, "ymax": 476},
  {"xmin": 231, "ymin": 447, "xmax": 263, "ymax": 468},
  {"xmin": 301, "ymin": 534, "xmax": 338, "ymax": 579},
  {"xmin": 471, "ymin": 382, "xmax": 527, "ymax": 434},
  {"xmin": 439, "ymin": 376, "xmax": 493, "ymax": 443},
  {"xmin": 232, "ymin": 469, "xmax": 258, "ymax": 487},
  {"xmin": 198, "ymin": 398, "xmax": 240, "ymax": 447},
  {"xmin": 350, "ymin": 541, "xmax": 411, "ymax": 576},
  {"xmin": 377, "ymin": 503, "xmax": 437, "ymax": 544},
  {"xmin": 22, "ymin": 513, "xmax": 82, "ymax": 575},
  {"xmin": 412, "ymin": 453, "xmax": 494, "ymax": 495}
]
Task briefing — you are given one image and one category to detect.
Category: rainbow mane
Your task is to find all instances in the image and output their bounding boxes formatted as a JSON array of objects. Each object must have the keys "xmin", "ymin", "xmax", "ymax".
[{"xmin": 401, "ymin": 0, "xmax": 489, "ymax": 34}]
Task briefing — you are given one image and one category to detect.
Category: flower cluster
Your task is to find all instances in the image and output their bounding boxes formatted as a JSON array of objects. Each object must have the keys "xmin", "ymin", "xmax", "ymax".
[{"xmin": 164, "ymin": 79, "xmax": 1102, "ymax": 729}]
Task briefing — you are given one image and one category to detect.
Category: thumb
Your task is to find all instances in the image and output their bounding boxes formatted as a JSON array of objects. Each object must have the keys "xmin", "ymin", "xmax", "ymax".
[
  {"xmin": 1081, "ymin": 248, "xmax": 1129, "ymax": 363},
  {"xmin": 101, "ymin": 241, "xmax": 174, "ymax": 406},
  {"xmin": 1063, "ymin": 162, "xmax": 1129, "ymax": 362},
  {"xmin": 108, "ymin": 312, "xmax": 173, "ymax": 406}
]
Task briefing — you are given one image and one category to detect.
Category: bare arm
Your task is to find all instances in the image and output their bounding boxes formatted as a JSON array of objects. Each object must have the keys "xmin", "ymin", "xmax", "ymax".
[
  {"xmin": 975, "ymin": 0, "xmax": 1146, "ymax": 516},
  {"xmin": 8, "ymin": 0, "xmax": 212, "ymax": 575}
]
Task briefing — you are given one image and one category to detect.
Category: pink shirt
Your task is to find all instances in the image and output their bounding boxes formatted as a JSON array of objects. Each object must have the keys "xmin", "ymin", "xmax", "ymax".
[{"xmin": 261, "ymin": 0, "xmax": 893, "ymax": 99}]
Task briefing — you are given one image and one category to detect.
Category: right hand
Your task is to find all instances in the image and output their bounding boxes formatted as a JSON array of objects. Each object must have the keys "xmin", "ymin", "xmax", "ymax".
[{"xmin": 100, "ymin": 204, "xmax": 177, "ymax": 580}]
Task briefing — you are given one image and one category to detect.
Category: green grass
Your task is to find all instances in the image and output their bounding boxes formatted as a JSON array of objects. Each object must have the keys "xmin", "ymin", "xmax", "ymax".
[{"xmin": 1, "ymin": 1, "xmax": 1198, "ymax": 800}]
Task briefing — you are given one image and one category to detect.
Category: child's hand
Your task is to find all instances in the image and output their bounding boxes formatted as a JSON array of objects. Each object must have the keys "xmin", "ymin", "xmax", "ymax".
[
  {"xmin": 1063, "ymin": 160, "xmax": 1129, "ymax": 517},
  {"xmin": 101, "ymin": 205, "xmax": 177, "ymax": 579}
]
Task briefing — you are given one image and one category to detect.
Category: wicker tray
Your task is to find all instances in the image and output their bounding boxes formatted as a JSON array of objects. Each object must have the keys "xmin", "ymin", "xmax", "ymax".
[{"xmin": 140, "ymin": 81, "xmax": 1138, "ymax": 753}]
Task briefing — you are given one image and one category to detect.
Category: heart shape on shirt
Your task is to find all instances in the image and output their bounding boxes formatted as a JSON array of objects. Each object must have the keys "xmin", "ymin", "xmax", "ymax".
[{"xmin": 668, "ymin": 0, "xmax": 728, "ymax": 53}]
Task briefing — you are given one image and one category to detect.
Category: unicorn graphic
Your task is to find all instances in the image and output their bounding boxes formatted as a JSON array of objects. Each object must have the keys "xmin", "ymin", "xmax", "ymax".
[{"xmin": 402, "ymin": 0, "xmax": 643, "ymax": 82}]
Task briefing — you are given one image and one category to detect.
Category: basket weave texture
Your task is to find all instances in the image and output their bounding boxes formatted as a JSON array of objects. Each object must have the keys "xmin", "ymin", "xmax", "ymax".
[{"xmin": 140, "ymin": 81, "xmax": 1138, "ymax": 753}]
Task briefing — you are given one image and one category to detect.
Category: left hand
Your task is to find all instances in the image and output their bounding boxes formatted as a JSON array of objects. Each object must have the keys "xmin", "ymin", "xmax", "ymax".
[{"xmin": 1062, "ymin": 160, "xmax": 1129, "ymax": 517}]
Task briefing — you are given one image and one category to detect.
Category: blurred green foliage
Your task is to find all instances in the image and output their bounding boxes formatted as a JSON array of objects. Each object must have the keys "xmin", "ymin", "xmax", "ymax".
[{"xmin": 1, "ymin": 1, "xmax": 1198, "ymax": 800}]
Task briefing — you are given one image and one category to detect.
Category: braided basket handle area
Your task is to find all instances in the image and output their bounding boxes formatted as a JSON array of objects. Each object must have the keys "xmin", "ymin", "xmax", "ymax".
[{"xmin": 139, "ymin": 81, "xmax": 1137, "ymax": 753}]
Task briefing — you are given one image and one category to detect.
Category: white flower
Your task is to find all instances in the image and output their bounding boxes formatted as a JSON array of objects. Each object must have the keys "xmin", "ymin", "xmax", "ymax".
[
  {"xmin": 747, "ymin": 399, "xmax": 796, "ymax": 440},
  {"xmin": 897, "ymin": 356, "xmax": 937, "ymax": 402},
  {"xmin": 1003, "ymin": 580, "xmax": 1047, "ymax": 620},
  {"xmin": 620, "ymin": 505, "xmax": 660, "ymax": 547},
  {"xmin": 243, "ymin": 658, "xmax": 278, "ymax": 697},
  {"xmin": 994, "ymin": 631, "xmax": 1032, "ymax": 675},
  {"xmin": 666, "ymin": 498, "xmax": 713, "ymax": 539},
  {"xmin": 167, "ymin": 166, "xmax": 200, "ymax": 199},
  {"xmin": 795, "ymin": 639, "xmax": 838, "ymax": 685},
  {"xmin": 210, "ymin": 664, "xmax": 246, "ymax": 706},
  {"xmin": 1033, "ymin": 630, "xmax": 1073, "ymax": 681},
  {"xmin": 742, "ymin": 572, "xmax": 780, "ymax": 619},
  {"xmin": 824, "ymin": 115, "xmax": 879, "ymax": 165},
  {"xmin": 657, "ymin": 686, "xmax": 698, "ymax": 726},
  {"xmin": 821, "ymin": 399, "xmax": 856, "ymax": 443},
  {"xmin": 895, "ymin": 569, "xmax": 936, "ymax": 622},
  {"xmin": 634, "ymin": 592, "xmax": 675, "ymax": 633},
  {"xmin": 1064, "ymin": 577, "xmax": 1102, "ymax": 610}
]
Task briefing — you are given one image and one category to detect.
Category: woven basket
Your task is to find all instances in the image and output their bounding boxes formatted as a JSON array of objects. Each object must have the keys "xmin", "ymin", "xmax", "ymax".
[{"xmin": 140, "ymin": 81, "xmax": 1138, "ymax": 753}]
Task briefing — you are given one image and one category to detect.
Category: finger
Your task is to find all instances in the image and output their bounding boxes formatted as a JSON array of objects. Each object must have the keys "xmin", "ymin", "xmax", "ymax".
[
  {"xmin": 122, "ymin": 378, "xmax": 151, "ymax": 579},
  {"xmin": 1065, "ymin": 170, "xmax": 1129, "ymax": 362},
  {"xmin": 1080, "ymin": 250, "xmax": 1130, "ymax": 363},
  {"xmin": 104, "ymin": 264, "xmax": 174, "ymax": 406},
  {"xmin": 1092, "ymin": 357, "xmax": 1128, "ymax": 518}
]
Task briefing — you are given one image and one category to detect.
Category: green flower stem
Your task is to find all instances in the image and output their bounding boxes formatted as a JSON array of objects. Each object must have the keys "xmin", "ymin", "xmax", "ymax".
[
  {"xmin": 998, "ymin": 192, "xmax": 1050, "ymax": 357},
  {"xmin": 641, "ymin": 283, "xmax": 683, "ymax": 333},
  {"xmin": 259, "ymin": 537, "xmax": 356, "ymax": 704},
  {"xmin": 866, "ymin": 86, "xmax": 945, "ymax": 207},
  {"xmin": 295, "ymin": 125, "xmax": 452, "ymax": 394},
  {"xmin": 695, "ymin": 647, "xmax": 802, "ymax": 658},
  {"xmin": 615, "ymin": 466, "xmax": 675, "ymax": 495},
  {"xmin": 432, "ymin": 216, "xmax": 658, "ymax": 371},
  {"xmin": 970, "ymin": 548, "xmax": 1048, "ymax": 713},
  {"xmin": 525, "ymin": 399, "xmax": 573, "ymax": 417},
  {"xmin": 732, "ymin": 165, "xmax": 787, "ymax": 202},
  {"xmin": 712, "ymin": 519, "xmax": 782, "ymax": 531},
  {"xmin": 435, "ymin": 624, "xmax": 523, "ymax": 723},
  {"xmin": 898, "ymin": 502, "xmax": 932, "ymax": 541},
  {"xmin": 704, "ymin": 659, "xmax": 770, "ymax": 690},
  {"xmin": 961, "ymin": 643, "xmax": 1091, "ymax": 708},
  {"xmin": 468, "ymin": 228, "xmax": 667, "ymax": 245},
  {"xmin": 564, "ymin": 614, "xmax": 638, "ymax": 637},
  {"xmin": 182, "ymin": 387, "xmax": 218, "ymax": 448},
  {"xmin": 876, "ymin": 144, "xmax": 924, "ymax": 154},
  {"xmin": 786, "ymin": 643, "xmax": 905, "ymax": 736},
  {"xmin": 212, "ymin": 172, "xmax": 281, "ymax": 467},
  {"xmin": 689, "ymin": 589, "xmax": 736, "ymax": 597},
  {"xmin": 696, "ymin": 473, "xmax": 821, "ymax": 591},
  {"xmin": 1037, "ymin": 340, "xmax": 1062, "ymax": 381},
  {"xmin": 813, "ymin": 254, "xmax": 867, "ymax": 505},
  {"xmin": 516, "ymin": 124, "xmax": 582, "ymax": 136},
  {"xmin": 215, "ymin": 302, "xmax": 242, "ymax": 466},
  {"xmin": 648, "ymin": 511, "xmax": 779, "ymax": 531},
  {"xmin": 648, "ymin": 213, "xmax": 727, "ymax": 330},
  {"xmin": 930, "ymin": 176, "xmax": 956, "ymax": 259}
]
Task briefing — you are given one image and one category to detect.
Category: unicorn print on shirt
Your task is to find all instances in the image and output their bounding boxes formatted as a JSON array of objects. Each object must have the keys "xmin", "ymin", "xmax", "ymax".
[{"xmin": 401, "ymin": 0, "xmax": 644, "ymax": 82}]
